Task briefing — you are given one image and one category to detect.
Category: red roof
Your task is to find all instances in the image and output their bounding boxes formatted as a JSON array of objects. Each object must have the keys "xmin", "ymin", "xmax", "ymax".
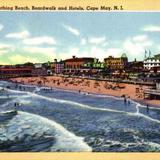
[{"xmin": 64, "ymin": 57, "xmax": 94, "ymax": 62}]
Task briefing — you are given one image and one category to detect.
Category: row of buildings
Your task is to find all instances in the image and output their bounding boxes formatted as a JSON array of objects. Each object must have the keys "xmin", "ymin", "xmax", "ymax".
[{"xmin": 0, "ymin": 51, "xmax": 160, "ymax": 79}]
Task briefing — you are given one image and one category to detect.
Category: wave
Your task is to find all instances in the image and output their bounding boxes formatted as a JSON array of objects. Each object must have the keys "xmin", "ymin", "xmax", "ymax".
[
  {"xmin": 26, "ymin": 91, "xmax": 160, "ymax": 124},
  {"xmin": 1, "ymin": 82, "xmax": 160, "ymax": 152},
  {"xmin": 2, "ymin": 85, "xmax": 132, "ymax": 114},
  {"xmin": 30, "ymin": 92, "xmax": 132, "ymax": 114},
  {"xmin": 19, "ymin": 111, "xmax": 92, "ymax": 151}
]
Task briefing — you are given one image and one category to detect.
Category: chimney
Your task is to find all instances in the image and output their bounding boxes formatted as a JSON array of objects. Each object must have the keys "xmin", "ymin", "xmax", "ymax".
[{"xmin": 72, "ymin": 55, "xmax": 76, "ymax": 59}]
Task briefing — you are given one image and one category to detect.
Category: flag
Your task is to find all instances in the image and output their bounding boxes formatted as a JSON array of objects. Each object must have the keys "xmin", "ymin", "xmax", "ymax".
[
  {"xmin": 144, "ymin": 49, "xmax": 147, "ymax": 59},
  {"xmin": 149, "ymin": 50, "xmax": 151, "ymax": 57}
]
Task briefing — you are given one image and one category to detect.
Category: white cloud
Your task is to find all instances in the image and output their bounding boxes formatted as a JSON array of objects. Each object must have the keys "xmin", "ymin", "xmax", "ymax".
[
  {"xmin": 132, "ymin": 35, "xmax": 148, "ymax": 42},
  {"xmin": 90, "ymin": 47, "xmax": 107, "ymax": 60},
  {"xmin": 0, "ymin": 24, "xmax": 4, "ymax": 31},
  {"xmin": 69, "ymin": 47, "xmax": 79, "ymax": 55},
  {"xmin": 5, "ymin": 46, "xmax": 57, "ymax": 64},
  {"xmin": 81, "ymin": 38, "xmax": 87, "ymax": 45},
  {"xmin": 0, "ymin": 60, "xmax": 8, "ymax": 65},
  {"xmin": 143, "ymin": 25, "xmax": 160, "ymax": 32},
  {"xmin": 8, "ymin": 54, "xmax": 38, "ymax": 64},
  {"xmin": 23, "ymin": 46, "xmax": 56, "ymax": 59},
  {"xmin": 63, "ymin": 24, "xmax": 80, "ymax": 36},
  {"xmin": 123, "ymin": 35, "xmax": 152, "ymax": 61},
  {"xmin": 0, "ymin": 50, "xmax": 8, "ymax": 55},
  {"xmin": 157, "ymin": 45, "xmax": 160, "ymax": 51},
  {"xmin": 89, "ymin": 37, "xmax": 107, "ymax": 45},
  {"xmin": 80, "ymin": 36, "xmax": 108, "ymax": 47},
  {"xmin": 105, "ymin": 48, "xmax": 123, "ymax": 58},
  {"xmin": 0, "ymin": 44, "xmax": 12, "ymax": 50},
  {"xmin": 6, "ymin": 30, "xmax": 30, "ymax": 39},
  {"xmin": 23, "ymin": 36, "xmax": 56, "ymax": 45},
  {"xmin": 102, "ymin": 42, "xmax": 109, "ymax": 47},
  {"xmin": 60, "ymin": 46, "xmax": 107, "ymax": 61},
  {"xmin": 59, "ymin": 47, "xmax": 80, "ymax": 60},
  {"xmin": 0, "ymin": 43, "xmax": 14, "ymax": 55}
]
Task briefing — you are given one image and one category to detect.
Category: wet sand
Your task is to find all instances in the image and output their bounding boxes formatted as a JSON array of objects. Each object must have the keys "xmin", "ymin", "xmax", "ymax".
[{"xmin": 10, "ymin": 76, "xmax": 160, "ymax": 107}]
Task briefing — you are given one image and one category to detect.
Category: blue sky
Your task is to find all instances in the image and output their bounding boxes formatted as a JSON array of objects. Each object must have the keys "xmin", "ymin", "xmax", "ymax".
[{"xmin": 0, "ymin": 12, "xmax": 160, "ymax": 64}]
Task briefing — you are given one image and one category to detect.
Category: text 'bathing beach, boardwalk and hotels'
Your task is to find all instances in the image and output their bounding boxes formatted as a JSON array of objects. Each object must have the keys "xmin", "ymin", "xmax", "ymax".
[
  {"xmin": 0, "ymin": 12, "xmax": 160, "ymax": 152},
  {"xmin": 0, "ymin": 5, "xmax": 123, "ymax": 11}
]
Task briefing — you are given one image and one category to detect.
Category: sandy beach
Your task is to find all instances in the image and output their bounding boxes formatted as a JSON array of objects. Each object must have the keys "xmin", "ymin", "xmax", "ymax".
[{"xmin": 10, "ymin": 76, "xmax": 160, "ymax": 107}]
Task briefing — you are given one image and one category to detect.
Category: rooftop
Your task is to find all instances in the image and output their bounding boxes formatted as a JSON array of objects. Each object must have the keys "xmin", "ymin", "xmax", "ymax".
[
  {"xmin": 145, "ymin": 54, "xmax": 160, "ymax": 61},
  {"xmin": 64, "ymin": 56, "xmax": 94, "ymax": 62}
]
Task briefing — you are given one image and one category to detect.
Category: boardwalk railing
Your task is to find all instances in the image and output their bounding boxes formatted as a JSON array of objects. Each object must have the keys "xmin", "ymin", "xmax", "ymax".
[{"xmin": 144, "ymin": 89, "xmax": 160, "ymax": 96}]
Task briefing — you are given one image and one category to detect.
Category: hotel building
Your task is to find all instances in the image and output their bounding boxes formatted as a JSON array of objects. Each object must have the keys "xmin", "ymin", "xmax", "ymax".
[
  {"xmin": 104, "ymin": 53, "xmax": 128, "ymax": 71},
  {"xmin": 54, "ymin": 59, "xmax": 64, "ymax": 74},
  {"xmin": 0, "ymin": 67, "xmax": 32, "ymax": 78},
  {"xmin": 82, "ymin": 58, "xmax": 105, "ymax": 76},
  {"xmin": 64, "ymin": 56, "xmax": 94, "ymax": 75},
  {"xmin": 144, "ymin": 54, "xmax": 160, "ymax": 70}
]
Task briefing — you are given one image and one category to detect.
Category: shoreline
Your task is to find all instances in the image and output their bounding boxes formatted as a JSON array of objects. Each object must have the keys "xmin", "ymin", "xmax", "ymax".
[{"xmin": 9, "ymin": 76, "xmax": 160, "ymax": 108}]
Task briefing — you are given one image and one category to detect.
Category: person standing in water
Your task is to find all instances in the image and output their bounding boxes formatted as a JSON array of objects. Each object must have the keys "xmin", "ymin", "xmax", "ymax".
[
  {"xmin": 124, "ymin": 95, "xmax": 127, "ymax": 105},
  {"xmin": 147, "ymin": 104, "xmax": 149, "ymax": 113},
  {"xmin": 14, "ymin": 102, "xmax": 17, "ymax": 111},
  {"xmin": 128, "ymin": 96, "xmax": 130, "ymax": 105}
]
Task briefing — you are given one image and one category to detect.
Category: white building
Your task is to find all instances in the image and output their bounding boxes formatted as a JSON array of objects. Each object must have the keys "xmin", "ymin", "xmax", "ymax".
[
  {"xmin": 34, "ymin": 63, "xmax": 43, "ymax": 68},
  {"xmin": 144, "ymin": 54, "xmax": 160, "ymax": 70}
]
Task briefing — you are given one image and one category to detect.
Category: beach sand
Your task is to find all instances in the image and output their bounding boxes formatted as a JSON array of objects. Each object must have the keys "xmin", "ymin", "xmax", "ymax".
[{"xmin": 10, "ymin": 76, "xmax": 160, "ymax": 107}]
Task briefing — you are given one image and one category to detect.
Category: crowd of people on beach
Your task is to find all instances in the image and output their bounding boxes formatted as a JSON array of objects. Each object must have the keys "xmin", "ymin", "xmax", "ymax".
[
  {"xmin": 13, "ymin": 77, "xmax": 127, "ymax": 92},
  {"xmin": 8, "ymin": 75, "xmax": 153, "ymax": 112}
]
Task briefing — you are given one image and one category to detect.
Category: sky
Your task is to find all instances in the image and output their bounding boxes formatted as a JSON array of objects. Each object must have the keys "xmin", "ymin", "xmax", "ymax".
[{"xmin": 0, "ymin": 12, "xmax": 160, "ymax": 65}]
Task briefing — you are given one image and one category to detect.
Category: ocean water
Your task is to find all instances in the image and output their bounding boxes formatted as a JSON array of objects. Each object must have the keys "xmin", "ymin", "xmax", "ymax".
[{"xmin": 0, "ymin": 80, "xmax": 160, "ymax": 152}]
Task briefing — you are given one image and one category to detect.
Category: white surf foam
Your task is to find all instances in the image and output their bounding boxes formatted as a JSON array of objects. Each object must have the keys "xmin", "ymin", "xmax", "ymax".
[
  {"xmin": 29, "ymin": 92, "xmax": 160, "ymax": 124},
  {"xmin": 0, "ymin": 95, "xmax": 19, "ymax": 99},
  {"xmin": 30, "ymin": 92, "xmax": 131, "ymax": 114},
  {"xmin": 19, "ymin": 111, "xmax": 92, "ymax": 151},
  {"xmin": 4, "ymin": 84, "xmax": 160, "ymax": 124}
]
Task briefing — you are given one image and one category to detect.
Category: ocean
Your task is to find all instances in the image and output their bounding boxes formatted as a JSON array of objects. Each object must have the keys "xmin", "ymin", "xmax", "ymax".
[{"xmin": 0, "ymin": 80, "xmax": 160, "ymax": 152}]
